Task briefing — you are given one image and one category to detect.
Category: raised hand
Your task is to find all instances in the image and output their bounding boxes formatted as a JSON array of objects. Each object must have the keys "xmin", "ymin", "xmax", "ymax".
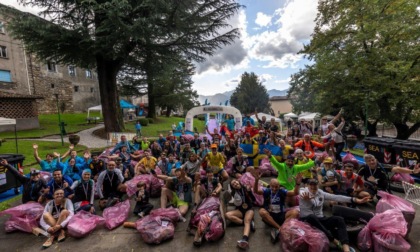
[
  {"xmin": 0, "ymin": 159, "xmax": 8, "ymax": 165},
  {"xmin": 263, "ymin": 148, "xmax": 271, "ymax": 156},
  {"xmin": 295, "ymin": 173, "xmax": 303, "ymax": 185},
  {"xmin": 53, "ymin": 152, "xmax": 60, "ymax": 158},
  {"xmin": 83, "ymin": 152, "xmax": 90, "ymax": 159},
  {"xmin": 300, "ymin": 191, "xmax": 314, "ymax": 201},
  {"xmin": 33, "ymin": 143, "xmax": 38, "ymax": 149},
  {"xmin": 251, "ymin": 167, "xmax": 261, "ymax": 180},
  {"xmin": 69, "ymin": 144, "xmax": 74, "ymax": 150}
]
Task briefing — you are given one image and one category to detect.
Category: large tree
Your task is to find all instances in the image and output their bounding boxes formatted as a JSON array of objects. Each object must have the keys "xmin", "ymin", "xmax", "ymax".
[
  {"xmin": 289, "ymin": 0, "xmax": 420, "ymax": 139},
  {"xmin": 3, "ymin": 0, "xmax": 241, "ymax": 131},
  {"xmin": 230, "ymin": 72, "xmax": 270, "ymax": 114}
]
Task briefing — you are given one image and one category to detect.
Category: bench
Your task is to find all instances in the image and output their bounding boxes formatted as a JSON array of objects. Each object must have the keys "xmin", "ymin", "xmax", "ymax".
[{"xmin": 87, "ymin": 117, "xmax": 100, "ymax": 124}]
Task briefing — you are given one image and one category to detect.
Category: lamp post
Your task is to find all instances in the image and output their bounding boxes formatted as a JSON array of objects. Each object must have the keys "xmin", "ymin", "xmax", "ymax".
[
  {"xmin": 54, "ymin": 92, "xmax": 64, "ymax": 146},
  {"xmin": 364, "ymin": 90, "xmax": 370, "ymax": 137}
]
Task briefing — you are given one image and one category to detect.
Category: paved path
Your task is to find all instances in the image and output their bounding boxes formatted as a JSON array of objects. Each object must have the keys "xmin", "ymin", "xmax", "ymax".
[{"xmin": 25, "ymin": 124, "xmax": 109, "ymax": 149}]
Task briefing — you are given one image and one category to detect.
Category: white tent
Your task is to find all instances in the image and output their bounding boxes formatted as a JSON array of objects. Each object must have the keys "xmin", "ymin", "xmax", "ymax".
[
  {"xmin": 0, "ymin": 117, "xmax": 18, "ymax": 153},
  {"xmin": 298, "ymin": 113, "xmax": 321, "ymax": 133},
  {"xmin": 87, "ymin": 105, "xmax": 102, "ymax": 119},
  {"xmin": 284, "ymin": 112, "xmax": 298, "ymax": 119}
]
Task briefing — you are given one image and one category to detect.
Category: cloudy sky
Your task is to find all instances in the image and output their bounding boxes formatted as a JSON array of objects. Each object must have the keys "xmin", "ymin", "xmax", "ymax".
[{"xmin": 3, "ymin": 0, "xmax": 318, "ymax": 95}]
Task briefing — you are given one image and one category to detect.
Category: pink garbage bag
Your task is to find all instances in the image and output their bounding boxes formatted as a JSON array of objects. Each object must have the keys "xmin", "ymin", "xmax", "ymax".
[
  {"xmin": 372, "ymin": 232, "xmax": 410, "ymax": 252},
  {"xmin": 0, "ymin": 202, "xmax": 44, "ymax": 233},
  {"xmin": 190, "ymin": 197, "xmax": 220, "ymax": 228},
  {"xmin": 182, "ymin": 134, "xmax": 194, "ymax": 142},
  {"xmin": 150, "ymin": 207, "xmax": 182, "ymax": 224},
  {"xmin": 225, "ymin": 159, "xmax": 233, "ymax": 175},
  {"xmin": 103, "ymin": 200, "xmax": 130, "ymax": 230},
  {"xmin": 204, "ymin": 213, "xmax": 224, "ymax": 242},
  {"xmin": 280, "ymin": 219, "xmax": 329, "ymax": 252},
  {"xmin": 357, "ymin": 226, "xmax": 372, "ymax": 251},
  {"xmin": 136, "ymin": 215, "xmax": 175, "ymax": 244},
  {"xmin": 390, "ymin": 173, "xmax": 414, "ymax": 184},
  {"xmin": 98, "ymin": 147, "xmax": 114, "ymax": 163},
  {"xmin": 239, "ymin": 172, "xmax": 263, "ymax": 206},
  {"xmin": 366, "ymin": 209, "xmax": 407, "ymax": 235},
  {"xmin": 150, "ymin": 175, "xmax": 164, "ymax": 198},
  {"xmin": 68, "ymin": 211, "xmax": 105, "ymax": 238},
  {"xmin": 342, "ymin": 151, "xmax": 359, "ymax": 169},
  {"xmin": 126, "ymin": 175, "xmax": 152, "ymax": 197},
  {"xmin": 376, "ymin": 191, "xmax": 415, "ymax": 237}
]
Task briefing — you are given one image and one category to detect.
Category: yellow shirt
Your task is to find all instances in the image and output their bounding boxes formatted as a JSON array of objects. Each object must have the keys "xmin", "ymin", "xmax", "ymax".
[
  {"xmin": 207, "ymin": 152, "xmax": 225, "ymax": 172},
  {"xmin": 139, "ymin": 157, "xmax": 157, "ymax": 171},
  {"xmin": 295, "ymin": 157, "xmax": 312, "ymax": 179}
]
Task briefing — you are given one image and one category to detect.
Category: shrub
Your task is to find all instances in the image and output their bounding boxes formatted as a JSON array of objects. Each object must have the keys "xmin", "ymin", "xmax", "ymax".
[
  {"xmin": 147, "ymin": 118, "xmax": 154, "ymax": 124},
  {"xmin": 139, "ymin": 118, "xmax": 149, "ymax": 126}
]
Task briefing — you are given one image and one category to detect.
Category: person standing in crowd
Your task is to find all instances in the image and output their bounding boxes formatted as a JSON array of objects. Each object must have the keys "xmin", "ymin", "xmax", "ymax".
[
  {"xmin": 294, "ymin": 134, "xmax": 324, "ymax": 160},
  {"xmin": 135, "ymin": 120, "xmax": 142, "ymax": 137},
  {"xmin": 322, "ymin": 116, "xmax": 346, "ymax": 163}
]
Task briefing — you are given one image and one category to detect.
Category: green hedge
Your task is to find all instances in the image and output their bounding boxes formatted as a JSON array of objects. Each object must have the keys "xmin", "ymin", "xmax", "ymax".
[
  {"xmin": 139, "ymin": 118, "xmax": 149, "ymax": 126},
  {"xmin": 147, "ymin": 118, "xmax": 154, "ymax": 124}
]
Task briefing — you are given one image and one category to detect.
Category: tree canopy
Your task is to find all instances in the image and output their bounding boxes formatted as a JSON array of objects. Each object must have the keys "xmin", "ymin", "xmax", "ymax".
[
  {"xmin": 230, "ymin": 72, "xmax": 270, "ymax": 114},
  {"xmin": 289, "ymin": 0, "xmax": 420, "ymax": 139},
  {"xmin": 3, "ymin": 0, "xmax": 242, "ymax": 132}
]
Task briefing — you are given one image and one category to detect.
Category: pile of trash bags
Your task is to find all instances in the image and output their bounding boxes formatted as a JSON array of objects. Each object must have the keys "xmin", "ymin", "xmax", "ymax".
[{"xmin": 0, "ymin": 202, "xmax": 44, "ymax": 233}]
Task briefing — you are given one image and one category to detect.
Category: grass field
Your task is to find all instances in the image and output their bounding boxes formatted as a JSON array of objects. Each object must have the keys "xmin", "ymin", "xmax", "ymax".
[
  {"xmin": 0, "ymin": 113, "xmax": 97, "ymax": 139},
  {"xmin": 125, "ymin": 116, "xmax": 206, "ymax": 137},
  {"xmin": 0, "ymin": 140, "xmax": 88, "ymax": 173}
]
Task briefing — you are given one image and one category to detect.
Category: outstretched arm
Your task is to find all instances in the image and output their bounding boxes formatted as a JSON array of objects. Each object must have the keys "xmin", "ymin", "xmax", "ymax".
[
  {"xmin": 61, "ymin": 145, "xmax": 74, "ymax": 160},
  {"xmin": 252, "ymin": 168, "xmax": 263, "ymax": 195},
  {"xmin": 33, "ymin": 144, "xmax": 42, "ymax": 164},
  {"xmin": 391, "ymin": 164, "xmax": 420, "ymax": 174},
  {"xmin": 287, "ymin": 173, "xmax": 303, "ymax": 196}
]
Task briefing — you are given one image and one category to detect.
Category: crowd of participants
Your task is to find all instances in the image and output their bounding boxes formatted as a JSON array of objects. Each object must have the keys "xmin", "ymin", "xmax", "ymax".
[{"xmin": 1, "ymin": 110, "xmax": 419, "ymax": 251}]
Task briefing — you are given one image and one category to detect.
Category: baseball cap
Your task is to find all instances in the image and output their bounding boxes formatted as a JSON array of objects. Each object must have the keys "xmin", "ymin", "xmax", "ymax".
[
  {"xmin": 30, "ymin": 169, "xmax": 40, "ymax": 176},
  {"xmin": 343, "ymin": 162, "xmax": 354, "ymax": 168},
  {"xmin": 211, "ymin": 144, "xmax": 218, "ymax": 149},
  {"xmin": 323, "ymin": 157, "xmax": 333, "ymax": 164}
]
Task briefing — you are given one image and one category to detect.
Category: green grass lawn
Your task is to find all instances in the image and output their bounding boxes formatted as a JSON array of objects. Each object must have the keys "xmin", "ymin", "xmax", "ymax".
[
  {"xmin": 125, "ymin": 116, "xmax": 206, "ymax": 137},
  {"xmin": 0, "ymin": 140, "xmax": 88, "ymax": 173},
  {"xmin": 0, "ymin": 112, "xmax": 98, "ymax": 139}
]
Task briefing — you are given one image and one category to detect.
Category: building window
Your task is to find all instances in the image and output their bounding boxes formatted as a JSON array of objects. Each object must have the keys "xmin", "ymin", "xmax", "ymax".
[
  {"xmin": 68, "ymin": 65, "xmax": 76, "ymax": 76},
  {"xmin": 0, "ymin": 46, "xmax": 7, "ymax": 58},
  {"xmin": 0, "ymin": 69, "xmax": 12, "ymax": 82},
  {"xmin": 86, "ymin": 69, "xmax": 92, "ymax": 79},
  {"xmin": 0, "ymin": 22, "xmax": 5, "ymax": 34},
  {"xmin": 51, "ymin": 84, "xmax": 55, "ymax": 89},
  {"xmin": 74, "ymin": 86, "xmax": 79, "ymax": 92},
  {"xmin": 47, "ymin": 61, "xmax": 57, "ymax": 72},
  {"xmin": 90, "ymin": 87, "xmax": 94, "ymax": 93}
]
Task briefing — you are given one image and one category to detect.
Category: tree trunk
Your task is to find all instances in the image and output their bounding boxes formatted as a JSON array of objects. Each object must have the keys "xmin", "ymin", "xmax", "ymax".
[
  {"xmin": 96, "ymin": 55, "xmax": 124, "ymax": 132},
  {"xmin": 394, "ymin": 122, "xmax": 420, "ymax": 140},
  {"xmin": 165, "ymin": 106, "xmax": 172, "ymax": 117},
  {"xmin": 367, "ymin": 121, "xmax": 378, "ymax": 137},
  {"xmin": 145, "ymin": 50, "xmax": 157, "ymax": 119}
]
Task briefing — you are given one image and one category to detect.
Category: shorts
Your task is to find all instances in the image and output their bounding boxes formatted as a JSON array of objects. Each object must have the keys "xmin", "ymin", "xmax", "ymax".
[
  {"xmin": 172, "ymin": 192, "xmax": 188, "ymax": 207},
  {"xmin": 213, "ymin": 168, "xmax": 225, "ymax": 177},
  {"xmin": 269, "ymin": 211, "xmax": 286, "ymax": 226}
]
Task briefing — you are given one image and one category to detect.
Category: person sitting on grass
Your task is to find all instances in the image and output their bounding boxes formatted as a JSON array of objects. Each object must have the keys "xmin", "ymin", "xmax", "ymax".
[
  {"xmin": 252, "ymin": 169, "xmax": 302, "ymax": 243},
  {"xmin": 69, "ymin": 169, "xmax": 95, "ymax": 213},
  {"xmin": 133, "ymin": 181, "xmax": 153, "ymax": 218},
  {"xmin": 225, "ymin": 178, "xmax": 256, "ymax": 250},
  {"xmin": 1, "ymin": 159, "xmax": 48, "ymax": 204},
  {"xmin": 40, "ymin": 188, "xmax": 74, "ymax": 248},
  {"xmin": 33, "ymin": 143, "xmax": 58, "ymax": 172},
  {"xmin": 152, "ymin": 167, "xmax": 192, "ymax": 217},
  {"xmin": 96, "ymin": 161, "xmax": 127, "ymax": 210}
]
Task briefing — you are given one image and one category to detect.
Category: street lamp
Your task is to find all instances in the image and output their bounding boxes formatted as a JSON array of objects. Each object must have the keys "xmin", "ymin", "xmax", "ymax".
[
  {"xmin": 364, "ymin": 89, "xmax": 370, "ymax": 137},
  {"xmin": 54, "ymin": 92, "xmax": 64, "ymax": 146}
]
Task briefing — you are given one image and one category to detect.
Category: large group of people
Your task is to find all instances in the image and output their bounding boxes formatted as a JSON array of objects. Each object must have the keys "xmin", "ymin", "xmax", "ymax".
[{"xmin": 1, "ymin": 110, "xmax": 419, "ymax": 251}]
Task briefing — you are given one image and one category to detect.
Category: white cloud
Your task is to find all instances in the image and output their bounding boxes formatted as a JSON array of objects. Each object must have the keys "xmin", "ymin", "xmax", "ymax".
[
  {"xmin": 2, "ymin": 0, "xmax": 44, "ymax": 15},
  {"xmin": 255, "ymin": 12, "xmax": 272, "ymax": 27},
  {"xmin": 259, "ymin": 73, "xmax": 273, "ymax": 83}
]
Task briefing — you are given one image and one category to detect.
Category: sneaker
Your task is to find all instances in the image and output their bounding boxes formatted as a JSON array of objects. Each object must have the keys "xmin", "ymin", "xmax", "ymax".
[
  {"xmin": 193, "ymin": 237, "xmax": 202, "ymax": 247},
  {"xmin": 250, "ymin": 220, "xmax": 255, "ymax": 232},
  {"xmin": 57, "ymin": 229, "xmax": 66, "ymax": 242},
  {"xmin": 42, "ymin": 236, "xmax": 55, "ymax": 248},
  {"xmin": 270, "ymin": 228, "xmax": 279, "ymax": 243},
  {"xmin": 237, "ymin": 239, "xmax": 249, "ymax": 249},
  {"xmin": 348, "ymin": 246, "xmax": 356, "ymax": 252}
]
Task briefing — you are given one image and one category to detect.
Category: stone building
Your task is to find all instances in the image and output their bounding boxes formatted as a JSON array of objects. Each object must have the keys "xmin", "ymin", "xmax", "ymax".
[{"xmin": 0, "ymin": 4, "xmax": 100, "ymax": 117}]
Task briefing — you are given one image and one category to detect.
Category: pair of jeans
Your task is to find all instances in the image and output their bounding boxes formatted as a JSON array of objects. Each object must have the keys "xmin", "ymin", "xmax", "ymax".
[
  {"xmin": 300, "ymin": 214, "xmax": 349, "ymax": 245},
  {"xmin": 332, "ymin": 205, "xmax": 374, "ymax": 223},
  {"xmin": 334, "ymin": 142, "xmax": 345, "ymax": 162}
]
